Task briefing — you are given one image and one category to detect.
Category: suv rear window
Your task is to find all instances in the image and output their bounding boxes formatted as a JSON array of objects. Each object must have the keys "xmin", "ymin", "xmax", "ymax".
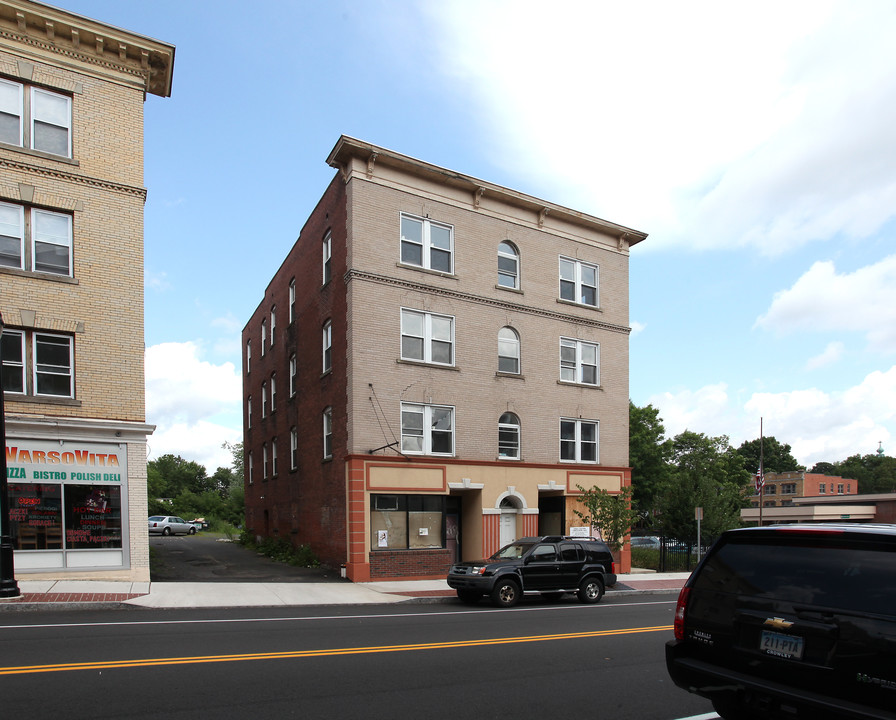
[{"xmin": 694, "ymin": 536, "xmax": 896, "ymax": 616}]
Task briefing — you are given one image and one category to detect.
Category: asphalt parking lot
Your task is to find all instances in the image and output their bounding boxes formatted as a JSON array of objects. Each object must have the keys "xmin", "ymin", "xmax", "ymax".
[{"xmin": 149, "ymin": 533, "xmax": 346, "ymax": 583}]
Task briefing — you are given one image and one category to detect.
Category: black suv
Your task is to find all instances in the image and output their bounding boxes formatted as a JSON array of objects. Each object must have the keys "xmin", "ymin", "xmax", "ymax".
[
  {"xmin": 666, "ymin": 524, "xmax": 896, "ymax": 720},
  {"xmin": 446, "ymin": 536, "xmax": 616, "ymax": 608}
]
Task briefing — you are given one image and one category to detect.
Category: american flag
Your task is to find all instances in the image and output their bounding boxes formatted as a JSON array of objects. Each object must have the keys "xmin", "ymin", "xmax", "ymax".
[{"xmin": 754, "ymin": 467, "xmax": 765, "ymax": 492}]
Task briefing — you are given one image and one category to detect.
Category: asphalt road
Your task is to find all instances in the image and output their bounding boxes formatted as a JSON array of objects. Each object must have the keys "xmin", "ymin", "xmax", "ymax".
[
  {"xmin": 149, "ymin": 533, "xmax": 344, "ymax": 582},
  {"xmin": 0, "ymin": 594, "xmax": 716, "ymax": 720}
]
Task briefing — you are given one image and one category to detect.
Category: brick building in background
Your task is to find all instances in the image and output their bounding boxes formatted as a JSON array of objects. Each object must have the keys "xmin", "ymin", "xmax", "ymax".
[
  {"xmin": 0, "ymin": 0, "xmax": 173, "ymax": 580},
  {"xmin": 243, "ymin": 136, "xmax": 646, "ymax": 581},
  {"xmin": 751, "ymin": 471, "xmax": 858, "ymax": 509}
]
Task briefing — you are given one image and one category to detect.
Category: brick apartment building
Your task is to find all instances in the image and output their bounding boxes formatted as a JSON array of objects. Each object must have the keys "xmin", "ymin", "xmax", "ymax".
[
  {"xmin": 751, "ymin": 471, "xmax": 858, "ymax": 508},
  {"xmin": 0, "ymin": 0, "xmax": 173, "ymax": 580},
  {"xmin": 243, "ymin": 136, "xmax": 647, "ymax": 582}
]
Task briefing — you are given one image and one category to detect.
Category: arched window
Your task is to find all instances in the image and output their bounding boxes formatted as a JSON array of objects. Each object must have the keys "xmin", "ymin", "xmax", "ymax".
[
  {"xmin": 498, "ymin": 241, "xmax": 519, "ymax": 289},
  {"xmin": 499, "ymin": 412, "xmax": 521, "ymax": 459},
  {"xmin": 498, "ymin": 326, "xmax": 520, "ymax": 374}
]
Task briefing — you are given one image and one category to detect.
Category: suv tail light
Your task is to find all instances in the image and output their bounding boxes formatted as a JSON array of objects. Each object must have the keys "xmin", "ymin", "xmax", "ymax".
[{"xmin": 673, "ymin": 586, "xmax": 690, "ymax": 641}]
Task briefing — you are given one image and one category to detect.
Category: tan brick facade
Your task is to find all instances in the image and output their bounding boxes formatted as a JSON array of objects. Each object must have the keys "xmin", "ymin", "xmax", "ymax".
[
  {"xmin": 0, "ymin": 1, "xmax": 173, "ymax": 581},
  {"xmin": 244, "ymin": 136, "xmax": 646, "ymax": 581}
]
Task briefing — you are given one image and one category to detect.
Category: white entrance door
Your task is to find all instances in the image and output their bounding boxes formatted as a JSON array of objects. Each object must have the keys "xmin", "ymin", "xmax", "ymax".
[{"xmin": 499, "ymin": 511, "xmax": 517, "ymax": 547}]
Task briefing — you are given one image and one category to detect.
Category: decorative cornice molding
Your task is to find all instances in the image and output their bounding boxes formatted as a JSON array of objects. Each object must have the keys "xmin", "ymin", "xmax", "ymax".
[
  {"xmin": 345, "ymin": 269, "xmax": 632, "ymax": 335},
  {"xmin": 0, "ymin": 155, "xmax": 147, "ymax": 199}
]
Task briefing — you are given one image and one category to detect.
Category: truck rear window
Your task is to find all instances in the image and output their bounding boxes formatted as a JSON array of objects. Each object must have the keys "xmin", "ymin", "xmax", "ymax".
[{"xmin": 693, "ymin": 538, "xmax": 896, "ymax": 616}]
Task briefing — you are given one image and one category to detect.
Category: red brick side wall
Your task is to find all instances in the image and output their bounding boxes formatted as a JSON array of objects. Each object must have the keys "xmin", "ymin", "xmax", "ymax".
[
  {"xmin": 369, "ymin": 549, "xmax": 453, "ymax": 579},
  {"xmin": 243, "ymin": 175, "xmax": 350, "ymax": 569}
]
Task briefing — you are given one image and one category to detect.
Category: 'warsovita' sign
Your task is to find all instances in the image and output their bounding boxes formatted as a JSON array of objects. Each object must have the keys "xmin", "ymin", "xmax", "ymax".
[{"xmin": 5, "ymin": 441, "xmax": 127, "ymax": 483}]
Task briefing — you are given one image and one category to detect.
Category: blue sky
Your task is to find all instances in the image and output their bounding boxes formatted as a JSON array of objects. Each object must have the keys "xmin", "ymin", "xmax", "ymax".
[{"xmin": 58, "ymin": 0, "xmax": 896, "ymax": 472}]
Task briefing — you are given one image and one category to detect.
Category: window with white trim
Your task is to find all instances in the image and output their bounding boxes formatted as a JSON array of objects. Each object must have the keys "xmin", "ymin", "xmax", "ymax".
[
  {"xmin": 560, "ymin": 418, "xmax": 598, "ymax": 463},
  {"xmin": 261, "ymin": 319, "xmax": 266, "ymax": 356},
  {"xmin": 323, "ymin": 407, "xmax": 333, "ymax": 459},
  {"xmin": 498, "ymin": 241, "xmax": 519, "ymax": 289},
  {"xmin": 246, "ymin": 339, "xmax": 251, "ymax": 374},
  {"xmin": 248, "ymin": 451, "xmax": 253, "ymax": 484},
  {"xmin": 560, "ymin": 337, "xmax": 599, "ymax": 385},
  {"xmin": 289, "ymin": 354, "xmax": 297, "ymax": 397},
  {"xmin": 559, "ymin": 256, "xmax": 599, "ymax": 307},
  {"xmin": 498, "ymin": 327, "xmax": 520, "ymax": 374},
  {"xmin": 261, "ymin": 382, "xmax": 267, "ymax": 418},
  {"xmin": 289, "ymin": 279, "xmax": 295, "ymax": 323},
  {"xmin": 271, "ymin": 438, "xmax": 278, "ymax": 476},
  {"xmin": 322, "ymin": 320, "xmax": 332, "ymax": 373},
  {"xmin": 0, "ymin": 201, "xmax": 73, "ymax": 276},
  {"xmin": 1, "ymin": 328, "xmax": 73, "ymax": 398},
  {"xmin": 401, "ymin": 308, "xmax": 454, "ymax": 365},
  {"xmin": 401, "ymin": 402, "xmax": 454, "ymax": 456},
  {"xmin": 246, "ymin": 396, "xmax": 252, "ymax": 429},
  {"xmin": 0, "ymin": 78, "xmax": 72, "ymax": 157},
  {"xmin": 400, "ymin": 213, "xmax": 453, "ymax": 273},
  {"xmin": 263, "ymin": 443, "xmax": 269, "ymax": 479},
  {"xmin": 290, "ymin": 427, "xmax": 298, "ymax": 470},
  {"xmin": 322, "ymin": 230, "xmax": 332, "ymax": 284},
  {"xmin": 270, "ymin": 306, "xmax": 276, "ymax": 346},
  {"xmin": 270, "ymin": 373, "xmax": 276, "ymax": 412},
  {"xmin": 499, "ymin": 412, "xmax": 521, "ymax": 459}
]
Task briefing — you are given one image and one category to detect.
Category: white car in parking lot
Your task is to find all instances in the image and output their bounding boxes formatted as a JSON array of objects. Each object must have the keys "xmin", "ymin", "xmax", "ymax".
[{"xmin": 148, "ymin": 515, "xmax": 196, "ymax": 536}]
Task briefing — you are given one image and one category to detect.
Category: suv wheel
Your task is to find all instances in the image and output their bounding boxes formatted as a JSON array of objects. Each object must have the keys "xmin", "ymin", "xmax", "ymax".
[
  {"xmin": 577, "ymin": 576, "xmax": 604, "ymax": 603},
  {"xmin": 457, "ymin": 590, "xmax": 481, "ymax": 604},
  {"xmin": 490, "ymin": 578, "xmax": 521, "ymax": 608}
]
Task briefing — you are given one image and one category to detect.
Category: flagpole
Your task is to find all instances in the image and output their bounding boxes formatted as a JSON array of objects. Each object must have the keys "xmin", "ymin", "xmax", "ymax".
[{"xmin": 758, "ymin": 418, "xmax": 764, "ymax": 527}]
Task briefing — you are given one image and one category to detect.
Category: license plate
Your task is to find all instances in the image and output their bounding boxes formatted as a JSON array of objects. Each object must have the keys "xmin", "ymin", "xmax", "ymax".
[{"xmin": 760, "ymin": 630, "xmax": 804, "ymax": 659}]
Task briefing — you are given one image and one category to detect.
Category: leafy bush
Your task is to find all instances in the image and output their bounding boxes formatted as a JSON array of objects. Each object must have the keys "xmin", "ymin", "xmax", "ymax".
[{"xmin": 239, "ymin": 532, "xmax": 319, "ymax": 568}]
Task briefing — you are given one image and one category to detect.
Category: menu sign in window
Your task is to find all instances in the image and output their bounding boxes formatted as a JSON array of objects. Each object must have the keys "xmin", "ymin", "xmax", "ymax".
[
  {"xmin": 65, "ymin": 485, "xmax": 122, "ymax": 549},
  {"xmin": 8, "ymin": 484, "xmax": 63, "ymax": 550}
]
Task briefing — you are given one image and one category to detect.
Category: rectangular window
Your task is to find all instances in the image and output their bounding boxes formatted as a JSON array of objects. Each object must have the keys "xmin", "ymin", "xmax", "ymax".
[
  {"xmin": 270, "ymin": 374, "xmax": 276, "ymax": 412},
  {"xmin": 0, "ymin": 202, "xmax": 72, "ymax": 276},
  {"xmin": 819, "ymin": 483, "xmax": 826, "ymax": 494},
  {"xmin": 322, "ymin": 231, "xmax": 332, "ymax": 284},
  {"xmin": 289, "ymin": 279, "xmax": 296, "ymax": 323},
  {"xmin": 270, "ymin": 307, "xmax": 276, "ymax": 346},
  {"xmin": 560, "ymin": 418, "xmax": 599, "ymax": 463},
  {"xmin": 559, "ymin": 257, "xmax": 599, "ymax": 307},
  {"xmin": 246, "ymin": 396, "xmax": 252, "ymax": 429},
  {"xmin": 248, "ymin": 452, "xmax": 254, "ymax": 485},
  {"xmin": 289, "ymin": 354, "xmax": 297, "ymax": 397},
  {"xmin": 370, "ymin": 494, "xmax": 446, "ymax": 550},
  {"xmin": 559, "ymin": 337, "xmax": 599, "ymax": 385},
  {"xmin": 271, "ymin": 438, "xmax": 278, "ymax": 476},
  {"xmin": 261, "ymin": 320, "xmax": 266, "ymax": 356},
  {"xmin": 4, "ymin": 330, "xmax": 73, "ymax": 398},
  {"xmin": 0, "ymin": 79, "xmax": 72, "ymax": 158},
  {"xmin": 401, "ymin": 403, "xmax": 454, "ymax": 456},
  {"xmin": 261, "ymin": 383, "xmax": 267, "ymax": 418},
  {"xmin": 400, "ymin": 308, "xmax": 454, "ymax": 365},
  {"xmin": 263, "ymin": 444, "xmax": 269, "ymax": 479},
  {"xmin": 1, "ymin": 328, "xmax": 25, "ymax": 393},
  {"xmin": 246, "ymin": 340, "xmax": 251, "ymax": 374},
  {"xmin": 400, "ymin": 214, "xmax": 453, "ymax": 273},
  {"xmin": 323, "ymin": 407, "xmax": 333, "ymax": 459},
  {"xmin": 290, "ymin": 427, "xmax": 298, "ymax": 470},
  {"xmin": 838, "ymin": 484, "xmax": 844, "ymax": 494},
  {"xmin": 322, "ymin": 320, "xmax": 332, "ymax": 373}
]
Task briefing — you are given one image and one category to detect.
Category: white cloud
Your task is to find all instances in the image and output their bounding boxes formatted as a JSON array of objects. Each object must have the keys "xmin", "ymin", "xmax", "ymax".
[
  {"xmin": 649, "ymin": 366, "xmax": 896, "ymax": 467},
  {"xmin": 755, "ymin": 255, "xmax": 896, "ymax": 351},
  {"xmin": 145, "ymin": 342, "xmax": 241, "ymax": 472},
  {"xmin": 630, "ymin": 320, "xmax": 646, "ymax": 337},
  {"xmin": 427, "ymin": 1, "xmax": 896, "ymax": 254},
  {"xmin": 806, "ymin": 341, "xmax": 845, "ymax": 371}
]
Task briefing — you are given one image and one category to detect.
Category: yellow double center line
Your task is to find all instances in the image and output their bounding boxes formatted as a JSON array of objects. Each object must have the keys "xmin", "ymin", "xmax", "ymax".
[{"xmin": 0, "ymin": 624, "xmax": 671, "ymax": 676}]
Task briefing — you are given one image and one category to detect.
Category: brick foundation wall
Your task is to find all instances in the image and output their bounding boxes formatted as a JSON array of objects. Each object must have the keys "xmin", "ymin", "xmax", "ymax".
[{"xmin": 369, "ymin": 549, "xmax": 452, "ymax": 579}]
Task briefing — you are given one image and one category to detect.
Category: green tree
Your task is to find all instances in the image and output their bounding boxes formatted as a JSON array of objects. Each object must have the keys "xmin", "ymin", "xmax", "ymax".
[
  {"xmin": 629, "ymin": 401, "xmax": 673, "ymax": 518},
  {"xmin": 736, "ymin": 436, "xmax": 801, "ymax": 474},
  {"xmin": 148, "ymin": 454, "xmax": 214, "ymax": 496},
  {"xmin": 824, "ymin": 453, "xmax": 896, "ymax": 494},
  {"xmin": 656, "ymin": 431, "xmax": 750, "ymax": 544},
  {"xmin": 573, "ymin": 485, "xmax": 640, "ymax": 551}
]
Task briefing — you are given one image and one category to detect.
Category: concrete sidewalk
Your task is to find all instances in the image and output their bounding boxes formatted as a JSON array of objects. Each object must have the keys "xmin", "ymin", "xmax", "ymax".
[{"xmin": 0, "ymin": 572, "xmax": 690, "ymax": 610}]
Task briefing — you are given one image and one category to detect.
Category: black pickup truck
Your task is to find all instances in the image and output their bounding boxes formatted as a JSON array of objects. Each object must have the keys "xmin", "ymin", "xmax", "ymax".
[{"xmin": 447, "ymin": 535, "xmax": 617, "ymax": 607}]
